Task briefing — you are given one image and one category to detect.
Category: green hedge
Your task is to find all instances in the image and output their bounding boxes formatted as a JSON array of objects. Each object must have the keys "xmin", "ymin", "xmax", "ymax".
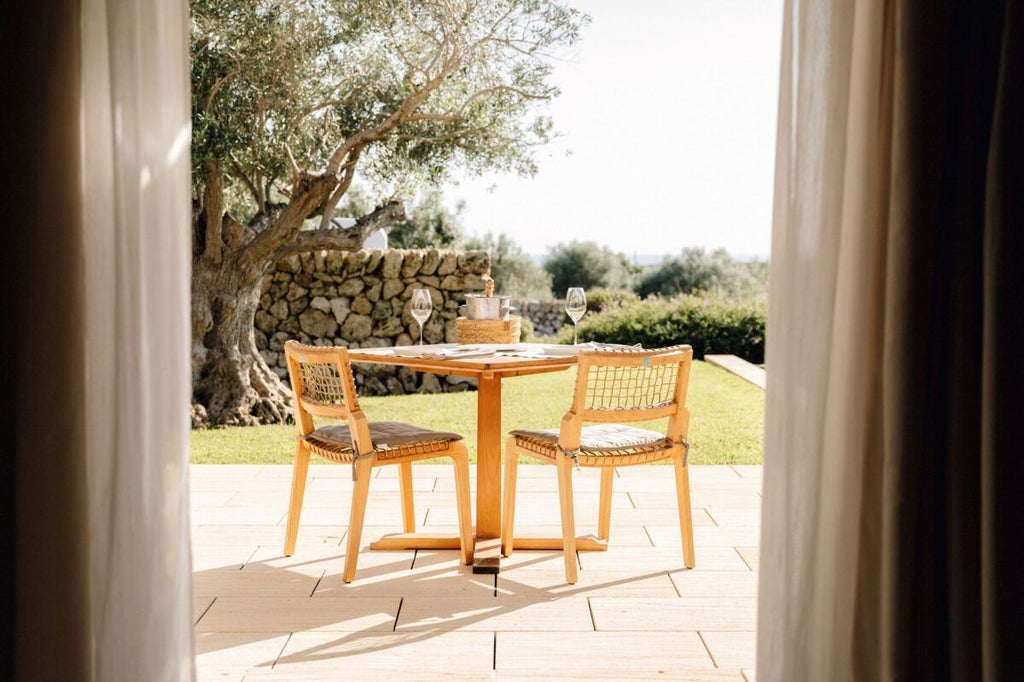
[
  {"xmin": 584, "ymin": 288, "xmax": 640, "ymax": 312},
  {"xmin": 565, "ymin": 295, "xmax": 766, "ymax": 363}
]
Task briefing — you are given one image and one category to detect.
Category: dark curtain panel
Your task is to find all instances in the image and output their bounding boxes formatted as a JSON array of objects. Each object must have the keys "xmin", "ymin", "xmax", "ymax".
[
  {"xmin": 874, "ymin": 2, "xmax": 1024, "ymax": 679},
  {"xmin": 981, "ymin": 3, "xmax": 1024, "ymax": 677},
  {"xmin": 0, "ymin": 1, "xmax": 93, "ymax": 679}
]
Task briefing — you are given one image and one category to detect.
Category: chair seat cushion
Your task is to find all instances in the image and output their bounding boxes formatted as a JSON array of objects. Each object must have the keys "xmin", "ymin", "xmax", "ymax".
[
  {"xmin": 308, "ymin": 421, "xmax": 463, "ymax": 452},
  {"xmin": 509, "ymin": 423, "xmax": 669, "ymax": 452}
]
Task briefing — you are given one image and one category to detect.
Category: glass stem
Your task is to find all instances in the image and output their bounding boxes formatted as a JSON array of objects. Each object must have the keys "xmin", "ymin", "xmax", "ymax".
[
  {"xmin": 573, "ymin": 322, "xmax": 578, "ymax": 345},
  {"xmin": 419, "ymin": 323, "xmax": 424, "ymax": 345}
]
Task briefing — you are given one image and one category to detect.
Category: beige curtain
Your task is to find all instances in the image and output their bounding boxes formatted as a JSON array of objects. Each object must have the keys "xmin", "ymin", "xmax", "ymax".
[
  {"xmin": 760, "ymin": 1, "xmax": 1024, "ymax": 680},
  {"xmin": 758, "ymin": 1, "xmax": 891, "ymax": 677},
  {"xmin": 82, "ymin": 0, "xmax": 195, "ymax": 679},
  {"xmin": 1, "ymin": 0, "xmax": 194, "ymax": 679}
]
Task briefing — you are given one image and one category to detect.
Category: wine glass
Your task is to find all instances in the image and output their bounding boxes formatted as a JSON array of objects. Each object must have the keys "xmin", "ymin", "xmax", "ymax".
[
  {"xmin": 410, "ymin": 289, "xmax": 432, "ymax": 345},
  {"xmin": 565, "ymin": 287, "xmax": 587, "ymax": 345}
]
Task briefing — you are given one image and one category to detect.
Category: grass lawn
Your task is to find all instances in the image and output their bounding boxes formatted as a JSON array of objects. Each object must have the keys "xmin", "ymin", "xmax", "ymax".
[{"xmin": 191, "ymin": 360, "xmax": 764, "ymax": 465}]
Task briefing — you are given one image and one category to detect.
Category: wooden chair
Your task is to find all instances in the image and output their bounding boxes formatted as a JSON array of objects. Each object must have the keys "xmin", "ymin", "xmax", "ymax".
[
  {"xmin": 501, "ymin": 345, "xmax": 695, "ymax": 583},
  {"xmin": 283, "ymin": 341, "xmax": 473, "ymax": 583}
]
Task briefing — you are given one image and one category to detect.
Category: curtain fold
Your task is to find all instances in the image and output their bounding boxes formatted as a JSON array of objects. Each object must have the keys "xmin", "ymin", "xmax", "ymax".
[
  {"xmin": 1, "ymin": 0, "xmax": 194, "ymax": 679},
  {"xmin": 760, "ymin": 1, "xmax": 1024, "ymax": 680},
  {"xmin": 1, "ymin": 1, "xmax": 93, "ymax": 679},
  {"xmin": 980, "ymin": 5, "xmax": 1024, "ymax": 677},
  {"xmin": 758, "ymin": 1, "xmax": 891, "ymax": 678},
  {"xmin": 82, "ymin": 0, "xmax": 196, "ymax": 679}
]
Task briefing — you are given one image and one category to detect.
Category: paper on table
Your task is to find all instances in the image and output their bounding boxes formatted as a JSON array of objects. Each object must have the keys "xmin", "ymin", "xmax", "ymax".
[
  {"xmin": 388, "ymin": 344, "xmax": 496, "ymax": 360},
  {"xmin": 423, "ymin": 347, "xmax": 496, "ymax": 359},
  {"xmin": 389, "ymin": 344, "xmax": 450, "ymax": 358},
  {"xmin": 575, "ymin": 341, "xmax": 643, "ymax": 351},
  {"xmin": 502, "ymin": 341, "xmax": 642, "ymax": 359},
  {"xmin": 537, "ymin": 344, "xmax": 578, "ymax": 356}
]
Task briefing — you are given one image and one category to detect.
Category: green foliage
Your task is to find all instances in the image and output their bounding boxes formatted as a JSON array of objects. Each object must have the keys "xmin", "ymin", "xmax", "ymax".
[
  {"xmin": 517, "ymin": 316, "xmax": 535, "ymax": 342},
  {"xmin": 636, "ymin": 247, "xmax": 768, "ymax": 299},
  {"xmin": 585, "ymin": 288, "xmax": 639, "ymax": 312},
  {"xmin": 543, "ymin": 241, "xmax": 636, "ymax": 295},
  {"xmin": 191, "ymin": 0, "xmax": 589, "ymax": 224},
  {"xmin": 384, "ymin": 190, "xmax": 464, "ymax": 249},
  {"xmin": 566, "ymin": 295, "xmax": 767, "ymax": 363},
  {"xmin": 462, "ymin": 232, "xmax": 553, "ymax": 298},
  {"xmin": 191, "ymin": 361, "xmax": 765, "ymax": 465}
]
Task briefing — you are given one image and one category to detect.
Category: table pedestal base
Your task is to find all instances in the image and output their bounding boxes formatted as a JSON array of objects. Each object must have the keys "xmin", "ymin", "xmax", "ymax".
[{"xmin": 368, "ymin": 533, "xmax": 609, "ymax": 574}]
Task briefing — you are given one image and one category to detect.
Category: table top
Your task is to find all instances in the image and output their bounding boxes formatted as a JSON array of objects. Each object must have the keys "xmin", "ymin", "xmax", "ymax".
[{"xmin": 346, "ymin": 342, "xmax": 580, "ymax": 377}]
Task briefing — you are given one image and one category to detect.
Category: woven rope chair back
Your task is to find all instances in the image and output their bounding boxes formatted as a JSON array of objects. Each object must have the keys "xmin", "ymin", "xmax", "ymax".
[
  {"xmin": 573, "ymin": 345, "xmax": 693, "ymax": 424},
  {"xmin": 284, "ymin": 341, "xmax": 361, "ymax": 424}
]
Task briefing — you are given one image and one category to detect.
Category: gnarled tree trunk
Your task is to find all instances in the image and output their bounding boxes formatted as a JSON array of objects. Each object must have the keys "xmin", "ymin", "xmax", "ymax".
[
  {"xmin": 190, "ymin": 168, "xmax": 404, "ymax": 427},
  {"xmin": 191, "ymin": 258, "xmax": 289, "ymax": 427}
]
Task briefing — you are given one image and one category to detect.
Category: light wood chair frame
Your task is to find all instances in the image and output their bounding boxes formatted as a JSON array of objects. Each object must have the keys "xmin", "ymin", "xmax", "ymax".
[
  {"xmin": 283, "ymin": 341, "xmax": 474, "ymax": 582},
  {"xmin": 501, "ymin": 345, "xmax": 695, "ymax": 583}
]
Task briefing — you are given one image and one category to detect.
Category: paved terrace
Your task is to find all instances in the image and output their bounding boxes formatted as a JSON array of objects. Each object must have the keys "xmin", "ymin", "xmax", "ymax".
[{"xmin": 192, "ymin": 463, "xmax": 761, "ymax": 681}]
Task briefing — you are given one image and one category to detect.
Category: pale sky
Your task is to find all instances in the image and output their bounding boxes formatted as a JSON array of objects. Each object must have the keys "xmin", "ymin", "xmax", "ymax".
[{"xmin": 445, "ymin": 0, "xmax": 784, "ymax": 261}]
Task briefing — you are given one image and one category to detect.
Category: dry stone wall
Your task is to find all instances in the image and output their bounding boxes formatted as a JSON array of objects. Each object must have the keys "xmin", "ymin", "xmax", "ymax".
[
  {"xmin": 255, "ymin": 248, "xmax": 578, "ymax": 395},
  {"xmin": 509, "ymin": 298, "xmax": 568, "ymax": 337},
  {"xmin": 256, "ymin": 248, "xmax": 490, "ymax": 395}
]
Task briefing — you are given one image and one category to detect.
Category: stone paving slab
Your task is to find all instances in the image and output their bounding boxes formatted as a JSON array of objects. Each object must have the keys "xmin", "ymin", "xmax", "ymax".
[
  {"xmin": 704, "ymin": 355, "xmax": 766, "ymax": 390},
  {"xmin": 190, "ymin": 463, "xmax": 762, "ymax": 680}
]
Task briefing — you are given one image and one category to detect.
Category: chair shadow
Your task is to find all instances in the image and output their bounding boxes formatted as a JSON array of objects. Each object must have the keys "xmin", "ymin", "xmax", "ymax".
[{"xmin": 193, "ymin": 539, "xmax": 686, "ymax": 673}]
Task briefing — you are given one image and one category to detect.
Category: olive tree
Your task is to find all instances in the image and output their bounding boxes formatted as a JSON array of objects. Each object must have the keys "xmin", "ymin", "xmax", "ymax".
[
  {"xmin": 463, "ymin": 232, "xmax": 552, "ymax": 298},
  {"xmin": 384, "ymin": 190, "xmax": 464, "ymax": 249},
  {"xmin": 543, "ymin": 240, "xmax": 635, "ymax": 295},
  {"xmin": 191, "ymin": 0, "xmax": 586, "ymax": 425},
  {"xmin": 635, "ymin": 247, "xmax": 767, "ymax": 298}
]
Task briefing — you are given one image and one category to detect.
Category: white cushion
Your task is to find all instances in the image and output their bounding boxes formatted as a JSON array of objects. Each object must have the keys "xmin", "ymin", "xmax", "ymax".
[{"xmin": 509, "ymin": 423, "xmax": 668, "ymax": 451}]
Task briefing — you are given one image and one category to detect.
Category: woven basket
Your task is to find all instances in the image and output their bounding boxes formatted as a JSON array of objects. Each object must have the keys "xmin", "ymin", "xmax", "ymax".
[{"xmin": 455, "ymin": 316, "xmax": 521, "ymax": 344}]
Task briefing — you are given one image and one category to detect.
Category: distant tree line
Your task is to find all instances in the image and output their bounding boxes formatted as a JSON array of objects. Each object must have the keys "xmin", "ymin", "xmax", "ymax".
[{"xmin": 352, "ymin": 190, "xmax": 768, "ymax": 300}]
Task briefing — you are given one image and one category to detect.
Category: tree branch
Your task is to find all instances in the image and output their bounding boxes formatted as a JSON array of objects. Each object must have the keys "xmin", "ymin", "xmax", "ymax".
[
  {"xmin": 273, "ymin": 200, "xmax": 406, "ymax": 261},
  {"xmin": 228, "ymin": 153, "xmax": 262, "ymax": 208},
  {"xmin": 317, "ymin": 147, "xmax": 362, "ymax": 231},
  {"xmin": 324, "ymin": 31, "xmax": 465, "ymax": 174},
  {"xmin": 203, "ymin": 65, "xmax": 243, "ymax": 114},
  {"xmin": 394, "ymin": 125, "xmax": 488, "ymax": 143},
  {"xmin": 202, "ymin": 161, "xmax": 224, "ymax": 264},
  {"xmin": 283, "ymin": 143, "xmax": 302, "ymax": 184},
  {"xmin": 283, "ymin": 84, "xmax": 372, "ymax": 140},
  {"xmin": 240, "ymin": 171, "xmax": 339, "ymax": 269}
]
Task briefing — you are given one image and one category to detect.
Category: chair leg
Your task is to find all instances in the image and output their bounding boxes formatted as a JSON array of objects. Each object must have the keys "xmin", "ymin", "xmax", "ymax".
[
  {"xmin": 283, "ymin": 443, "xmax": 311, "ymax": 556},
  {"xmin": 501, "ymin": 445, "xmax": 519, "ymax": 557},
  {"xmin": 343, "ymin": 457, "xmax": 374, "ymax": 583},
  {"xmin": 399, "ymin": 461, "xmax": 416, "ymax": 533},
  {"xmin": 451, "ymin": 448, "xmax": 474, "ymax": 566},
  {"xmin": 598, "ymin": 467, "xmax": 615, "ymax": 542},
  {"xmin": 555, "ymin": 453, "xmax": 579, "ymax": 584},
  {"xmin": 673, "ymin": 452, "xmax": 695, "ymax": 568}
]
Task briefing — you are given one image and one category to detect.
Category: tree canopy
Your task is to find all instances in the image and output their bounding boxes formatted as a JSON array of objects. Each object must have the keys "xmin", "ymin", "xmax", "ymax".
[
  {"xmin": 543, "ymin": 240, "xmax": 636, "ymax": 295},
  {"xmin": 189, "ymin": 0, "xmax": 587, "ymax": 426},
  {"xmin": 191, "ymin": 0, "xmax": 587, "ymax": 234},
  {"xmin": 385, "ymin": 190, "xmax": 465, "ymax": 249},
  {"xmin": 636, "ymin": 247, "xmax": 767, "ymax": 299},
  {"xmin": 463, "ymin": 232, "xmax": 553, "ymax": 298}
]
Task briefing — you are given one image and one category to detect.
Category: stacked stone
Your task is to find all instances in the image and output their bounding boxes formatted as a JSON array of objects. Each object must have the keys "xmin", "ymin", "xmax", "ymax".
[
  {"xmin": 509, "ymin": 298, "xmax": 568, "ymax": 337},
  {"xmin": 256, "ymin": 249, "xmax": 490, "ymax": 395}
]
